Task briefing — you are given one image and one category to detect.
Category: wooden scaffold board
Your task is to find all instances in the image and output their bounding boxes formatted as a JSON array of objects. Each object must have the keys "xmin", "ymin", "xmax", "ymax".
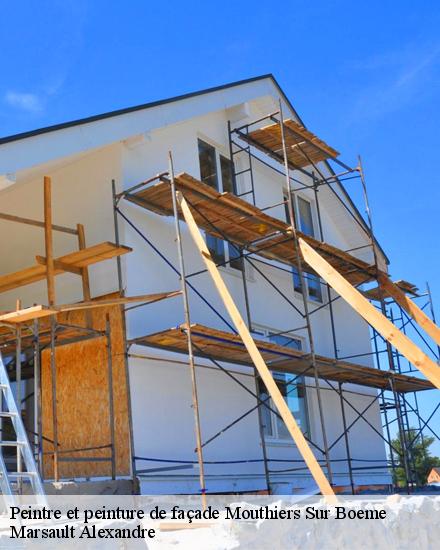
[
  {"xmin": 299, "ymin": 238, "xmax": 440, "ymax": 390},
  {"xmin": 133, "ymin": 323, "xmax": 433, "ymax": 393},
  {"xmin": 126, "ymin": 173, "xmax": 380, "ymax": 286},
  {"xmin": 240, "ymin": 118, "xmax": 340, "ymax": 169},
  {"xmin": 0, "ymin": 242, "xmax": 132, "ymax": 294}
]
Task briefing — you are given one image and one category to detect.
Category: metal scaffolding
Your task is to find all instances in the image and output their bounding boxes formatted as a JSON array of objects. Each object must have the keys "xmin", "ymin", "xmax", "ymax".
[{"xmin": 113, "ymin": 104, "xmax": 439, "ymax": 495}]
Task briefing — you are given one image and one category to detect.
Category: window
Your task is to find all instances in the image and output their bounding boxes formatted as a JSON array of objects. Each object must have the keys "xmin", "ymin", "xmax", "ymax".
[
  {"xmin": 198, "ymin": 139, "xmax": 243, "ymax": 270},
  {"xmin": 198, "ymin": 140, "xmax": 218, "ymax": 189},
  {"xmin": 284, "ymin": 191, "xmax": 323, "ymax": 302},
  {"xmin": 306, "ymin": 274, "xmax": 323, "ymax": 302},
  {"xmin": 257, "ymin": 332, "xmax": 309, "ymax": 440},
  {"xmin": 297, "ymin": 196, "xmax": 314, "ymax": 237},
  {"xmin": 220, "ymin": 155, "xmax": 236, "ymax": 194}
]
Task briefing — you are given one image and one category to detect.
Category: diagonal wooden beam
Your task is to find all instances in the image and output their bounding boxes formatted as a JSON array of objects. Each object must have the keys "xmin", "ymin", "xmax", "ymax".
[
  {"xmin": 377, "ymin": 273, "xmax": 440, "ymax": 347},
  {"xmin": 299, "ymin": 238, "xmax": 440, "ymax": 389},
  {"xmin": 177, "ymin": 191, "xmax": 336, "ymax": 501}
]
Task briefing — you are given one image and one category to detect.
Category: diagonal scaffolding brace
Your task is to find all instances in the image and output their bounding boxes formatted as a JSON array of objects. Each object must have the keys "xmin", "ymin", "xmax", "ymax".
[
  {"xmin": 299, "ymin": 238, "xmax": 440, "ymax": 389},
  {"xmin": 176, "ymin": 190, "xmax": 337, "ymax": 501}
]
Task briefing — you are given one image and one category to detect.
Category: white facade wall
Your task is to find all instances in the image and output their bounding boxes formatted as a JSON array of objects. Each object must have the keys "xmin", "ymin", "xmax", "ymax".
[{"xmin": 0, "ymin": 88, "xmax": 389, "ymax": 494}]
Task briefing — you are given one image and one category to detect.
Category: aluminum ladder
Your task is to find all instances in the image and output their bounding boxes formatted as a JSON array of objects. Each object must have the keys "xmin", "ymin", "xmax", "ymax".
[{"xmin": 0, "ymin": 352, "xmax": 46, "ymax": 506}]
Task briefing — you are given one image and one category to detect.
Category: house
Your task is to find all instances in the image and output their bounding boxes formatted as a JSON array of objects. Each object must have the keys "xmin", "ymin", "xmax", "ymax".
[
  {"xmin": 427, "ymin": 467, "xmax": 440, "ymax": 484},
  {"xmin": 0, "ymin": 74, "xmax": 434, "ymax": 496}
]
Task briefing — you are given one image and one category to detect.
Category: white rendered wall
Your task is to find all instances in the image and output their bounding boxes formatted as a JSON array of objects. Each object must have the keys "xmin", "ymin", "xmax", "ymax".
[{"xmin": 0, "ymin": 93, "xmax": 389, "ymax": 493}]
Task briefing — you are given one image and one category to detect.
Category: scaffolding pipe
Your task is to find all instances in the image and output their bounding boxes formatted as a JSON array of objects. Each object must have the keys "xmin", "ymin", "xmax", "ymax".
[
  {"xmin": 279, "ymin": 99, "xmax": 333, "ymax": 485},
  {"xmin": 33, "ymin": 319, "xmax": 43, "ymax": 475},
  {"xmin": 358, "ymin": 155, "xmax": 411, "ymax": 492},
  {"xmin": 169, "ymin": 151, "xmax": 207, "ymax": 508},
  {"xmin": 105, "ymin": 314, "xmax": 116, "ymax": 480},
  {"xmin": 313, "ymin": 172, "xmax": 355, "ymax": 491}
]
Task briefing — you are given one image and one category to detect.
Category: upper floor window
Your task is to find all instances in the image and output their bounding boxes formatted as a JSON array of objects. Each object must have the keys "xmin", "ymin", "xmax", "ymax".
[
  {"xmin": 198, "ymin": 139, "xmax": 218, "ymax": 189},
  {"xmin": 198, "ymin": 139, "xmax": 242, "ymax": 270},
  {"xmin": 297, "ymin": 196, "xmax": 315, "ymax": 237},
  {"xmin": 284, "ymin": 191, "xmax": 323, "ymax": 302},
  {"xmin": 257, "ymin": 332, "xmax": 309, "ymax": 440}
]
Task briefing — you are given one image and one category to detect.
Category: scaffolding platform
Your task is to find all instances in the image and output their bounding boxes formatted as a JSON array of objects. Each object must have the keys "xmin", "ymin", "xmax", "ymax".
[
  {"xmin": 125, "ymin": 173, "xmax": 379, "ymax": 285},
  {"xmin": 0, "ymin": 291, "xmax": 180, "ymax": 356},
  {"xmin": 124, "ymin": 173, "xmax": 419, "ymax": 295},
  {"xmin": 0, "ymin": 242, "xmax": 132, "ymax": 294},
  {"xmin": 132, "ymin": 323, "xmax": 434, "ymax": 393},
  {"xmin": 236, "ymin": 118, "xmax": 340, "ymax": 169},
  {"xmin": 362, "ymin": 280, "xmax": 419, "ymax": 301},
  {"xmin": 0, "ymin": 322, "xmax": 100, "ymax": 359}
]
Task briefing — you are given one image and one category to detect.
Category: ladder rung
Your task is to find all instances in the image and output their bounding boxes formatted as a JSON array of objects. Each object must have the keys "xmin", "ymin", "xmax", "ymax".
[
  {"xmin": 0, "ymin": 441, "xmax": 24, "ymax": 446},
  {"xmin": 8, "ymin": 472, "xmax": 37, "ymax": 477}
]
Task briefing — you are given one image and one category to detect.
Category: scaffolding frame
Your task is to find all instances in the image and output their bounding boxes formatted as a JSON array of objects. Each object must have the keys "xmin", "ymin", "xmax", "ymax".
[
  {"xmin": 112, "ymin": 106, "xmax": 439, "ymax": 495},
  {"xmin": 0, "ymin": 177, "xmax": 179, "ymax": 490}
]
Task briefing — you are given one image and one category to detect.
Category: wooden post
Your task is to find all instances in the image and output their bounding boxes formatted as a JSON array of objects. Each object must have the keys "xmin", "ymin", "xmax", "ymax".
[
  {"xmin": 177, "ymin": 192, "xmax": 336, "ymax": 501},
  {"xmin": 378, "ymin": 274, "xmax": 440, "ymax": 347},
  {"xmin": 299, "ymin": 238, "xmax": 440, "ymax": 389},
  {"xmin": 43, "ymin": 176, "xmax": 55, "ymax": 306},
  {"xmin": 44, "ymin": 176, "xmax": 59, "ymax": 480},
  {"xmin": 77, "ymin": 223, "xmax": 92, "ymax": 327},
  {"xmin": 76, "ymin": 224, "xmax": 91, "ymax": 301}
]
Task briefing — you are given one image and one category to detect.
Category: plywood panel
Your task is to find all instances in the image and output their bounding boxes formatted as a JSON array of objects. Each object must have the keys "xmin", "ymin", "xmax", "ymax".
[{"xmin": 41, "ymin": 296, "xmax": 130, "ymax": 479}]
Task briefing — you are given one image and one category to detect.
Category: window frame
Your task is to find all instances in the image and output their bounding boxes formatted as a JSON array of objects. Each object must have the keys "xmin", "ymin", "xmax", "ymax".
[
  {"xmin": 253, "ymin": 327, "xmax": 310, "ymax": 442},
  {"xmin": 283, "ymin": 190, "xmax": 324, "ymax": 303},
  {"xmin": 197, "ymin": 137, "xmax": 243, "ymax": 272}
]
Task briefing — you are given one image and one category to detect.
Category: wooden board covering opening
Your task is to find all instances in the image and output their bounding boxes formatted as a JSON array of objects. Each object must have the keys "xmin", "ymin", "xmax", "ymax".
[{"xmin": 41, "ymin": 295, "xmax": 130, "ymax": 479}]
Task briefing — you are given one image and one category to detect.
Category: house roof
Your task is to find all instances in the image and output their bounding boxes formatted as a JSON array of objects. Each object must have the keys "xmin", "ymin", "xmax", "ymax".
[
  {"xmin": 0, "ymin": 73, "xmax": 387, "ymax": 263},
  {"xmin": 0, "ymin": 74, "xmax": 280, "ymax": 146}
]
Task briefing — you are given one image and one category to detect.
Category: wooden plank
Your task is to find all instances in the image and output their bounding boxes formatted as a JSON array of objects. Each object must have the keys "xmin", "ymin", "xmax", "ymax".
[
  {"xmin": 56, "ymin": 291, "xmax": 181, "ymax": 312},
  {"xmin": 135, "ymin": 323, "xmax": 434, "ymax": 393},
  {"xmin": 0, "ymin": 305, "xmax": 57, "ymax": 324},
  {"xmin": 77, "ymin": 223, "xmax": 92, "ymax": 326},
  {"xmin": 0, "ymin": 211, "xmax": 78, "ymax": 235},
  {"xmin": 44, "ymin": 176, "xmax": 56, "ymax": 306},
  {"xmin": 0, "ymin": 242, "xmax": 132, "ymax": 294},
  {"xmin": 35, "ymin": 255, "xmax": 83, "ymax": 275},
  {"xmin": 362, "ymin": 279, "xmax": 418, "ymax": 301},
  {"xmin": 244, "ymin": 119, "xmax": 339, "ymax": 169},
  {"xmin": 299, "ymin": 238, "xmax": 440, "ymax": 389},
  {"xmin": 0, "ymin": 293, "xmax": 179, "ymax": 325},
  {"xmin": 177, "ymin": 192, "xmax": 336, "ymax": 501},
  {"xmin": 378, "ymin": 273, "xmax": 440, "ymax": 347},
  {"xmin": 128, "ymin": 173, "xmax": 379, "ymax": 285},
  {"xmin": 77, "ymin": 224, "xmax": 92, "ymax": 301}
]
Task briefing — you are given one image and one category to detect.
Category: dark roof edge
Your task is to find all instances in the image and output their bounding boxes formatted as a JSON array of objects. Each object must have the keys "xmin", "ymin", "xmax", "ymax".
[
  {"xmin": 0, "ymin": 72, "xmax": 388, "ymax": 264},
  {"xmin": 0, "ymin": 74, "xmax": 275, "ymax": 146}
]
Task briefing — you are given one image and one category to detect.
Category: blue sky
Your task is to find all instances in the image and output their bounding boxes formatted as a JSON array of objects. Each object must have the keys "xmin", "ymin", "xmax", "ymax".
[{"xmin": 1, "ymin": 1, "xmax": 439, "ymax": 453}]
